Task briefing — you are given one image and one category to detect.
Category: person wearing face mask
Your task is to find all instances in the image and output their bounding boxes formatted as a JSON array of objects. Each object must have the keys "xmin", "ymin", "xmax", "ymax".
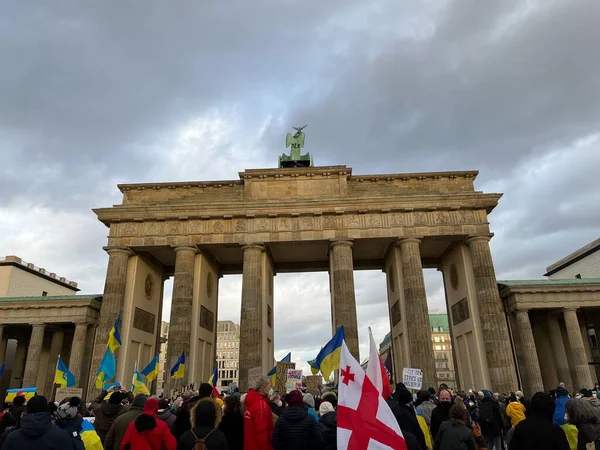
[
  {"xmin": 269, "ymin": 392, "xmax": 283, "ymax": 417},
  {"xmin": 431, "ymin": 389, "xmax": 454, "ymax": 441},
  {"xmin": 244, "ymin": 376, "xmax": 275, "ymax": 450}
]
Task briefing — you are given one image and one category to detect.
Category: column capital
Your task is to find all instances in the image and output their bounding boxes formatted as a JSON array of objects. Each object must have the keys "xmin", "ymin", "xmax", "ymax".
[
  {"xmin": 103, "ymin": 246, "xmax": 134, "ymax": 256},
  {"xmin": 564, "ymin": 307, "xmax": 579, "ymax": 312},
  {"xmin": 329, "ymin": 239, "xmax": 353, "ymax": 249},
  {"xmin": 31, "ymin": 323, "xmax": 46, "ymax": 329},
  {"xmin": 466, "ymin": 235, "xmax": 493, "ymax": 245},
  {"xmin": 241, "ymin": 243, "xmax": 265, "ymax": 252},
  {"xmin": 397, "ymin": 237, "xmax": 422, "ymax": 246},
  {"xmin": 173, "ymin": 245, "xmax": 198, "ymax": 253},
  {"xmin": 73, "ymin": 320, "xmax": 90, "ymax": 326}
]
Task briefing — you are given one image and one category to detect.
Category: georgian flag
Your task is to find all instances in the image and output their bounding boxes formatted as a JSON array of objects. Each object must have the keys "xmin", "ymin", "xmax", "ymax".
[
  {"xmin": 338, "ymin": 339, "xmax": 406, "ymax": 450},
  {"xmin": 367, "ymin": 328, "xmax": 392, "ymax": 400}
]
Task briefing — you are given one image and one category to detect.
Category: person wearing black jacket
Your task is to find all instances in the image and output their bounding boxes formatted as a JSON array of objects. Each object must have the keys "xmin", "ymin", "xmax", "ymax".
[
  {"xmin": 218, "ymin": 394, "xmax": 244, "ymax": 450},
  {"xmin": 0, "ymin": 396, "xmax": 26, "ymax": 436},
  {"xmin": 318, "ymin": 401, "xmax": 337, "ymax": 450},
  {"xmin": 173, "ymin": 383, "xmax": 214, "ymax": 440},
  {"xmin": 478, "ymin": 390, "xmax": 504, "ymax": 450},
  {"xmin": 178, "ymin": 399, "xmax": 228, "ymax": 450},
  {"xmin": 430, "ymin": 389, "xmax": 453, "ymax": 441},
  {"xmin": 273, "ymin": 390, "xmax": 323, "ymax": 450},
  {"xmin": 388, "ymin": 386, "xmax": 427, "ymax": 450}
]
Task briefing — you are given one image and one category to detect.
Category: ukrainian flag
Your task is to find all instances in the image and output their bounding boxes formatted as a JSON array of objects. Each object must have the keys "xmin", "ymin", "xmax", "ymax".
[
  {"xmin": 81, "ymin": 419, "xmax": 103, "ymax": 450},
  {"xmin": 140, "ymin": 354, "xmax": 160, "ymax": 382},
  {"xmin": 5, "ymin": 388, "xmax": 36, "ymax": 403},
  {"xmin": 313, "ymin": 326, "xmax": 345, "ymax": 381},
  {"xmin": 55, "ymin": 357, "xmax": 76, "ymax": 388},
  {"xmin": 132, "ymin": 362, "xmax": 150, "ymax": 396},
  {"xmin": 267, "ymin": 352, "xmax": 292, "ymax": 386},
  {"xmin": 170, "ymin": 351, "xmax": 185, "ymax": 380},
  {"xmin": 95, "ymin": 311, "xmax": 122, "ymax": 389},
  {"xmin": 208, "ymin": 366, "xmax": 219, "ymax": 396}
]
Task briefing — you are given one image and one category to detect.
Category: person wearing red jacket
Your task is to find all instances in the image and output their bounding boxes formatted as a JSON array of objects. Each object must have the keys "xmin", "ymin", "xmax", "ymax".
[
  {"xmin": 244, "ymin": 376, "xmax": 274, "ymax": 450},
  {"xmin": 120, "ymin": 397, "xmax": 176, "ymax": 450}
]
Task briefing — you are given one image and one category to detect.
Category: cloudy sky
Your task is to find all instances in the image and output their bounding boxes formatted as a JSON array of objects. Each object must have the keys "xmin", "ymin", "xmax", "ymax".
[{"xmin": 2, "ymin": 0, "xmax": 599, "ymax": 373}]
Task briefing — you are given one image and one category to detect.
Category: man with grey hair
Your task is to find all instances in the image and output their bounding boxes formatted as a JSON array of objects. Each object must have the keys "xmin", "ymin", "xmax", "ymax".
[{"xmin": 244, "ymin": 375, "xmax": 274, "ymax": 450}]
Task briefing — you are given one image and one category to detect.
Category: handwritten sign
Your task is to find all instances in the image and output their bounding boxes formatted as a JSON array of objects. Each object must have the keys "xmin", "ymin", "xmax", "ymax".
[
  {"xmin": 247, "ymin": 367, "xmax": 262, "ymax": 390},
  {"xmin": 286, "ymin": 369, "xmax": 303, "ymax": 393},
  {"xmin": 275, "ymin": 362, "xmax": 295, "ymax": 394},
  {"xmin": 305, "ymin": 375, "xmax": 322, "ymax": 396},
  {"xmin": 55, "ymin": 387, "xmax": 83, "ymax": 404},
  {"xmin": 402, "ymin": 368, "xmax": 422, "ymax": 390}
]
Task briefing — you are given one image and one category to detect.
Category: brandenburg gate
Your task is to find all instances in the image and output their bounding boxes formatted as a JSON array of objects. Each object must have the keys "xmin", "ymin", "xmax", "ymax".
[{"xmin": 90, "ymin": 157, "xmax": 517, "ymax": 395}]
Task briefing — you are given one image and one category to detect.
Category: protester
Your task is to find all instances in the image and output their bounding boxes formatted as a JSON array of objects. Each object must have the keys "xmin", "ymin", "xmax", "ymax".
[
  {"xmin": 321, "ymin": 390, "xmax": 338, "ymax": 409},
  {"xmin": 506, "ymin": 394, "xmax": 526, "ymax": 428},
  {"xmin": 179, "ymin": 398, "xmax": 228, "ymax": 450},
  {"xmin": 303, "ymin": 394, "xmax": 319, "ymax": 422},
  {"xmin": 318, "ymin": 401, "xmax": 337, "ymax": 450},
  {"xmin": 104, "ymin": 394, "xmax": 147, "ymax": 450},
  {"xmin": 433, "ymin": 404, "xmax": 476, "ymax": 450},
  {"xmin": 244, "ymin": 375, "xmax": 275, "ymax": 450},
  {"xmin": 478, "ymin": 390, "xmax": 503, "ymax": 450},
  {"xmin": 415, "ymin": 390, "xmax": 436, "ymax": 425},
  {"xmin": 389, "ymin": 383, "xmax": 427, "ymax": 450},
  {"xmin": 54, "ymin": 397, "xmax": 94, "ymax": 450},
  {"xmin": 270, "ymin": 393, "xmax": 283, "ymax": 417},
  {"xmin": 91, "ymin": 390, "xmax": 127, "ymax": 443},
  {"xmin": 553, "ymin": 387, "xmax": 571, "ymax": 426},
  {"xmin": 2, "ymin": 395, "xmax": 74, "ymax": 450},
  {"xmin": 508, "ymin": 392, "xmax": 569, "ymax": 450},
  {"xmin": 431, "ymin": 389, "xmax": 453, "ymax": 440},
  {"xmin": 173, "ymin": 384, "xmax": 214, "ymax": 440},
  {"xmin": 0, "ymin": 395, "xmax": 26, "ymax": 436},
  {"xmin": 272, "ymin": 389, "xmax": 323, "ymax": 450},
  {"xmin": 120, "ymin": 397, "xmax": 176, "ymax": 450},
  {"xmin": 157, "ymin": 398, "xmax": 176, "ymax": 433},
  {"xmin": 565, "ymin": 398, "xmax": 600, "ymax": 450},
  {"xmin": 219, "ymin": 394, "xmax": 244, "ymax": 450}
]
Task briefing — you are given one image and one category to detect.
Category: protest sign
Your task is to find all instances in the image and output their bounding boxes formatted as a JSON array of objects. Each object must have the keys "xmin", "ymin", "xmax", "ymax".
[
  {"xmin": 402, "ymin": 368, "xmax": 422, "ymax": 390},
  {"xmin": 305, "ymin": 375, "xmax": 322, "ymax": 396},
  {"xmin": 275, "ymin": 362, "xmax": 295, "ymax": 394},
  {"xmin": 247, "ymin": 367, "xmax": 262, "ymax": 390},
  {"xmin": 286, "ymin": 369, "xmax": 302, "ymax": 393},
  {"xmin": 56, "ymin": 387, "xmax": 83, "ymax": 403}
]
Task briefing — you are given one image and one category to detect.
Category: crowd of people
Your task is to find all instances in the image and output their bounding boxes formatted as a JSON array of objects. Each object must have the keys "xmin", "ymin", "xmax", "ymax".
[{"xmin": 0, "ymin": 377, "xmax": 600, "ymax": 449}]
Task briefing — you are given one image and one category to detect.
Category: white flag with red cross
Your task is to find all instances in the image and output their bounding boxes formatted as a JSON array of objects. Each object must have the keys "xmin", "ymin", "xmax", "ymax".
[
  {"xmin": 366, "ymin": 327, "xmax": 392, "ymax": 401},
  {"xmin": 338, "ymin": 339, "xmax": 407, "ymax": 450}
]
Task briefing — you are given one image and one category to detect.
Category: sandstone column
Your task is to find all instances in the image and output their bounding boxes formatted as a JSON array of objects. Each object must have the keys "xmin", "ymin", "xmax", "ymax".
[
  {"xmin": 87, "ymin": 247, "xmax": 132, "ymax": 398},
  {"xmin": 399, "ymin": 238, "xmax": 436, "ymax": 389},
  {"xmin": 69, "ymin": 322, "xmax": 89, "ymax": 387},
  {"xmin": 515, "ymin": 310, "xmax": 544, "ymax": 395},
  {"xmin": 0, "ymin": 325, "xmax": 6, "ymax": 364},
  {"xmin": 547, "ymin": 314, "xmax": 573, "ymax": 389},
  {"xmin": 564, "ymin": 308, "xmax": 593, "ymax": 389},
  {"xmin": 22, "ymin": 324, "xmax": 46, "ymax": 388},
  {"xmin": 329, "ymin": 240, "xmax": 359, "ymax": 359},
  {"xmin": 166, "ymin": 246, "xmax": 197, "ymax": 392},
  {"xmin": 239, "ymin": 244, "xmax": 265, "ymax": 392},
  {"xmin": 44, "ymin": 327, "xmax": 65, "ymax": 396},
  {"xmin": 467, "ymin": 236, "xmax": 518, "ymax": 393}
]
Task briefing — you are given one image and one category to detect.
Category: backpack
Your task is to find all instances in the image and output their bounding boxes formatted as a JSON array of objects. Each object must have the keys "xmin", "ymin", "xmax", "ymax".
[{"xmin": 191, "ymin": 429, "xmax": 214, "ymax": 450}]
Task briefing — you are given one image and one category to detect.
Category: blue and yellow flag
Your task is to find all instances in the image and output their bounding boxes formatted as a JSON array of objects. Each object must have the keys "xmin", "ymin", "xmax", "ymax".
[
  {"xmin": 55, "ymin": 356, "xmax": 76, "ymax": 388},
  {"xmin": 95, "ymin": 311, "xmax": 122, "ymax": 389},
  {"xmin": 81, "ymin": 419, "xmax": 103, "ymax": 450},
  {"xmin": 208, "ymin": 366, "xmax": 218, "ymax": 387},
  {"xmin": 140, "ymin": 354, "xmax": 160, "ymax": 382},
  {"xmin": 170, "ymin": 351, "xmax": 185, "ymax": 380},
  {"xmin": 132, "ymin": 362, "xmax": 150, "ymax": 396},
  {"xmin": 0, "ymin": 361, "xmax": 5, "ymax": 377},
  {"xmin": 314, "ymin": 326, "xmax": 345, "ymax": 381},
  {"xmin": 5, "ymin": 387, "xmax": 36, "ymax": 403},
  {"xmin": 267, "ymin": 352, "xmax": 292, "ymax": 386}
]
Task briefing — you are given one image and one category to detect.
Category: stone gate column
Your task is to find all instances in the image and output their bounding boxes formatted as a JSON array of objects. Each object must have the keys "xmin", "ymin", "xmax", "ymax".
[
  {"xmin": 467, "ymin": 236, "xmax": 518, "ymax": 393},
  {"xmin": 239, "ymin": 244, "xmax": 266, "ymax": 392},
  {"xmin": 515, "ymin": 310, "xmax": 544, "ymax": 395},
  {"xmin": 329, "ymin": 240, "xmax": 359, "ymax": 359},
  {"xmin": 399, "ymin": 238, "xmax": 436, "ymax": 390},
  {"xmin": 69, "ymin": 322, "xmax": 89, "ymax": 387},
  {"xmin": 166, "ymin": 246, "xmax": 197, "ymax": 393},
  {"xmin": 44, "ymin": 327, "xmax": 65, "ymax": 396},
  {"xmin": 564, "ymin": 308, "xmax": 593, "ymax": 389},
  {"xmin": 0, "ymin": 325, "xmax": 6, "ymax": 364},
  {"xmin": 22, "ymin": 324, "xmax": 46, "ymax": 388},
  {"xmin": 547, "ymin": 314, "xmax": 573, "ymax": 389},
  {"xmin": 87, "ymin": 247, "xmax": 132, "ymax": 398}
]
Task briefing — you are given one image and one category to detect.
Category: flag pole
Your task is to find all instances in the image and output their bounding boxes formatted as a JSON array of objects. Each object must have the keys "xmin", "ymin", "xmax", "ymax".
[{"xmin": 52, "ymin": 354, "xmax": 60, "ymax": 402}]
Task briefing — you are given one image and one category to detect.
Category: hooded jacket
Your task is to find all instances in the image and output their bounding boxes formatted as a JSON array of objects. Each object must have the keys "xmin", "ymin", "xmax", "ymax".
[
  {"xmin": 2, "ymin": 412, "xmax": 74, "ymax": 450},
  {"xmin": 506, "ymin": 401, "xmax": 526, "ymax": 428},
  {"xmin": 554, "ymin": 391, "xmax": 570, "ymax": 426},
  {"xmin": 218, "ymin": 407, "xmax": 244, "ymax": 450},
  {"xmin": 565, "ymin": 398, "xmax": 600, "ymax": 450},
  {"xmin": 120, "ymin": 403, "xmax": 176, "ymax": 450},
  {"xmin": 272, "ymin": 406, "xmax": 324, "ymax": 450},
  {"xmin": 244, "ymin": 389, "xmax": 274, "ymax": 450},
  {"xmin": 179, "ymin": 399, "xmax": 228, "ymax": 450},
  {"xmin": 157, "ymin": 409, "xmax": 176, "ymax": 432},
  {"xmin": 55, "ymin": 415, "xmax": 86, "ymax": 450},
  {"xmin": 318, "ymin": 410, "xmax": 337, "ymax": 450},
  {"xmin": 478, "ymin": 397, "xmax": 504, "ymax": 437},
  {"xmin": 433, "ymin": 420, "xmax": 476, "ymax": 450},
  {"xmin": 91, "ymin": 392, "xmax": 126, "ymax": 443},
  {"xmin": 104, "ymin": 403, "xmax": 145, "ymax": 450}
]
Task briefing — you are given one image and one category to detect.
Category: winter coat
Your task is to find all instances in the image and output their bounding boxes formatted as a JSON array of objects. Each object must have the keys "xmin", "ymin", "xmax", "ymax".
[
  {"xmin": 418, "ymin": 400, "xmax": 436, "ymax": 425},
  {"xmin": 575, "ymin": 423, "xmax": 600, "ymax": 450},
  {"xmin": 173, "ymin": 397, "xmax": 198, "ymax": 441},
  {"xmin": 218, "ymin": 410, "xmax": 244, "ymax": 450},
  {"xmin": 244, "ymin": 389, "xmax": 274, "ymax": 450},
  {"xmin": 318, "ymin": 411, "xmax": 337, "ymax": 450},
  {"xmin": 508, "ymin": 416, "xmax": 570, "ymax": 450},
  {"xmin": 387, "ymin": 398, "xmax": 427, "ymax": 450},
  {"xmin": 430, "ymin": 402, "xmax": 453, "ymax": 440},
  {"xmin": 120, "ymin": 413, "xmax": 176, "ymax": 450},
  {"xmin": 2, "ymin": 412, "xmax": 74, "ymax": 450},
  {"xmin": 0, "ymin": 404, "xmax": 25, "ymax": 434},
  {"xmin": 272, "ymin": 406, "xmax": 324, "ymax": 450},
  {"xmin": 157, "ymin": 409, "xmax": 176, "ymax": 433},
  {"xmin": 104, "ymin": 405, "xmax": 145, "ymax": 450},
  {"xmin": 178, "ymin": 426, "xmax": 228, "ymax": 450},
  {"xmin": 506, "ymin": 401, "xmax": 526, "ymax": 428},
  {"xmin": 307, "ymin": 407, "xmax": 319, "ymax": 422},
  {"xmin": 478, "ymin": 398, "xmax": 503, "ymax": 437},
  {"xmin": 270, "ymin": 402, "xmax": 283, "ymax": 417},
  {"xmin": 55, "ymin": 415, "xmax": 86, "ymax": 450},
  {"xmin": 554, "ymin": 396, "xmax": 569, "ymax": 426},
  {"xmin": 403, "ymin": 430, "xmax": 424, "ymax": 450},
  {"xmin": 433, "ymin": 420, "xmax": 476, "ymax": 450},
  {"xmin": 92, "ymin": 399, "xmax": 126, "ymax": 442}
]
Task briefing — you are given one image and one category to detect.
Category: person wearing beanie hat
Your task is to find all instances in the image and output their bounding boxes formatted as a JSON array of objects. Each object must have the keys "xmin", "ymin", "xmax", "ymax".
[
  {"xmin": 302, "ymin": 393, "xmax": 319, "ymax": 422},
  {"xmin": 318, "ymin": 402, "xmax": 337, "ymax": 450},
  {"xmin": 553, "ymin": 387, "xmax": 571, "ymax": 426},
  {"xmin": 479, "ymin": 388, "xmax": 504, "ymax": 450},
  {"xmin": 273, "ymin": 390, "xmax": 323, "ymax": 450},
  {"xmin": 2, "ymin": 395, "xmax": 74, "ymax": 450},
  {"xmin": 103, "ymin": 394, "xmax": 147, "ymax": 450},
  {"xmin": 90, "ymin": 390, "xmax": 127, "ymax": 443},
  {"xmin": 579, "ymin": 388, "xmax": 592, "ymax": 398},
  {"xmin": 321, "ymin": 390, "xmax": 338, "ymax": 408},
  {"xmin": 389, "ymin": 386, "xmax": 427, "ymax": 450},
  {"xmin": 121, "ymin": 397, "xmax": 176, "ymax": 450},
  {"xmin": 415, "ymin": 390, "xmax": 435, "ymax": 425}
]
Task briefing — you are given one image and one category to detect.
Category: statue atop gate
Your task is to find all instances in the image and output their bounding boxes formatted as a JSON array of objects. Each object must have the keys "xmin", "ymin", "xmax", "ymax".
[{"xmin": 279, "ymin": 125, "xmax": 313, "ymax": 168}]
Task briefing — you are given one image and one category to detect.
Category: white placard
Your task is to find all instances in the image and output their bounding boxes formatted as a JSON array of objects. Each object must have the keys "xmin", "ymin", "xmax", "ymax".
[
  {"xmin": 55, "ymin": 387, "xmax": 83, "ymax": 404},
  {"xmin": 402, "ymin": 368, "xmax": 422, "ymax": 390}
]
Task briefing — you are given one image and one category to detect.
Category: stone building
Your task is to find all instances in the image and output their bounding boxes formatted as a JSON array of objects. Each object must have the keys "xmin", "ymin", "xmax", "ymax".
[
  {"xmin": 545, "ymin": 237, "xmax": 600, "ymax": 279},
  {"xmin": 0, "ymin": 256, "xmax": 99, "ymax": 399},
  {"xmin": 430, "ymin": 313, "xmax": 456, "ymax": 389},
  {"xmin": 156, "ymin": 321, "xmax": 169, "ymax": 397},
  {"xmin": 217, "ymin": 320, "xmax": 240, "ymax": 392}
]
